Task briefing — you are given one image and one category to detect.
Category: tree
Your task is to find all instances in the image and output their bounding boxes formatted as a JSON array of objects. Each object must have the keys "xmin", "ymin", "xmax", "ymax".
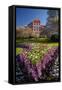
[{"xmin": 45, "ymin": 10, "xmax": 59, "ymax": 37}]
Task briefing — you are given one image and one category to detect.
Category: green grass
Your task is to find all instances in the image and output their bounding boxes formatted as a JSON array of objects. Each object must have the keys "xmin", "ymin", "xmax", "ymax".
[{"xmin": 16, "ymin": 37, "xmax": 50, "ymax": 44}]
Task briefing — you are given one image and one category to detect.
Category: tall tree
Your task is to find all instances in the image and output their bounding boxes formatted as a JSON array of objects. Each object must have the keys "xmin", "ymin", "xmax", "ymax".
[{"xmin": 46, "ymin": 10, "xmax": 59, "ymax": 37}]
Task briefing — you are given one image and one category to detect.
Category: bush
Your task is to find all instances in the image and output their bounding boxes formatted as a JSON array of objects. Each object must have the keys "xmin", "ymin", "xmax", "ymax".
[{"xmin": 50, "ymin": 34, "xmax": 59, "ymax": 42}]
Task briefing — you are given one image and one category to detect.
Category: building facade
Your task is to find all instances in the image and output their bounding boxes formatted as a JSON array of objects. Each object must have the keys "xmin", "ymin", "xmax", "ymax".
[{"xmin": 28, "ymin": 19, "xmax": 41, "ymax": 37}]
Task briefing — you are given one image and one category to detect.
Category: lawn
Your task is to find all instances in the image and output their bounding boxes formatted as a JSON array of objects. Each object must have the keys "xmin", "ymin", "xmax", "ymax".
[{"xmin": 16, "ymin": 37, "xmax": 50, "ymax": 44}]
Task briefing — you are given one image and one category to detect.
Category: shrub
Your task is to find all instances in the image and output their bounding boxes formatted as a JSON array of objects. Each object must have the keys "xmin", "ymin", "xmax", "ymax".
[{"xmin": 50, "ymin": 34, "xmax": 59, "ymax": 42}]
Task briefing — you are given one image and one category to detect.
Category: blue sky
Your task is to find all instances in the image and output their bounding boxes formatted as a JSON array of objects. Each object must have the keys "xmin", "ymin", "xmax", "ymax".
[{"xmin": 16, "ymin": 8, "xmax": 48, "ymax": 27}]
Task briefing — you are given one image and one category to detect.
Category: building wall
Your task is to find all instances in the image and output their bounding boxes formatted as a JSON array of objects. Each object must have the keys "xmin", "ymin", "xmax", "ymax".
[{"xmin": 28, "ymin": 19, "xmax": 41, "ymax": 37}]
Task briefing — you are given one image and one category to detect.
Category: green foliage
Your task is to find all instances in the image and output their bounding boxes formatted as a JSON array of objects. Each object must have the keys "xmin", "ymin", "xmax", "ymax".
[
  {"xmin": 50, "ymin": 34, "xmax": 59, "ymax": 42},
  {"xmin": 16, "ymin": 42, "xmax": 58, "ymax": 65},
  {"xmin": 16, "ymin": 48, "xmax": 23, "ymax": 55}
]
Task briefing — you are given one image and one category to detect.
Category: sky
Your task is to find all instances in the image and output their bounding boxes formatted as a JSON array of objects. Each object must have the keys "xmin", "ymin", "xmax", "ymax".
[{"xmin": 16, "ymin": 8, "xmax": 48, "ymax": 27}]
